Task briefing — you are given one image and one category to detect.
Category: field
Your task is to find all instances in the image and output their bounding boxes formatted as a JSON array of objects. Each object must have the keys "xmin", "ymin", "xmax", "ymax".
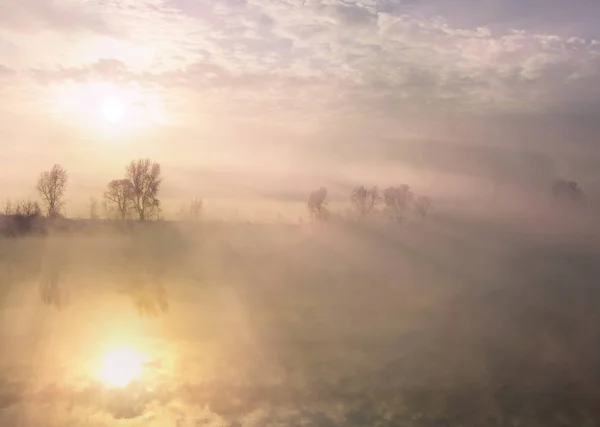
[{"xmin": 1, "ymin": 208, "xmax": 600, "ymax": 427}]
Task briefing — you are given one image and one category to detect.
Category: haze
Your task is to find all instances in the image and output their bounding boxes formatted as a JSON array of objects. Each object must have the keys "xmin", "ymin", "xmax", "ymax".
[{"xmin": 2, "ymin": 0, "xmax": 600, "ymax": 426}]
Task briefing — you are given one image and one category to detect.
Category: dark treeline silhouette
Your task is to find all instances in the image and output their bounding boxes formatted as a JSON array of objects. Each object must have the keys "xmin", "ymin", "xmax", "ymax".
[
  {"xmin": 2, "ymin": 159, "xmax": 584, "ymax": 231},
  {"xmin": 2, "ymin": 158, "xmax": 165, "ymax": 228},
  {"xmin": 0, "ymin": 158, "xmax": 185, "ymax": 316},
  {"xmin": 103, "ymin": 158, "xmax": 162, "ymax": 221}
]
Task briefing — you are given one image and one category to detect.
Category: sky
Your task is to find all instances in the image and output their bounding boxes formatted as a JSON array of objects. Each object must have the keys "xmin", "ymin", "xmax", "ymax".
[{"xmin": 1, "ymin": 0, "xmax": 600, "ymax": 214}]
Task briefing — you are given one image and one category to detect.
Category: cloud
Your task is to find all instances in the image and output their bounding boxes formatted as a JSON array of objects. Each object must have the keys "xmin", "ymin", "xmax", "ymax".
[
  {"xmin": 0, "ymin": 0, "xmax": 111, "ymax": 34},
  {"xmin": 5, "ymin": 0, "xmax": 600, "ymax": 120},
  {"xmin": 139, "ymin": 1, "xmax": 600, "ymax": 115},
  {"xmin": 321, "ymin": 1, "xmax": 377, "ymax": 26},
  {"xmin": 0, "ymin": 65, "xmax": 14, "ymax": 77}
]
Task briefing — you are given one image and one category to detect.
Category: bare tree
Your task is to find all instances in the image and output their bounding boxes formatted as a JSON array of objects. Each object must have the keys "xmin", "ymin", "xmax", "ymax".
[
  {"xmin": 101, "ymin": 199, "xmax": 110, "ymax": 219},
  {"xmin": 3, "ymin": 199, "xmax": 13, "ymax": 216},
  {"xmin": 126, "ymin": 159, "xmax": 162, "ymax": 221},
  {"xmin": 89, "ymin": 197, "xmax": 99, "ymax": 220},
  {"xmin": 36, "ymin": 164, "xmax": 68, "ymax": 218},
  {"xmin": 13, "ymin": 200, "xmax": 41, "ymax": 218},
  {"xmin": 414, "ymin": 195, "xmax": 432, "ymax": 218},
  {"xmin": 179, "ymin": 198, "xmax": 203, "ymax": 221},
  {"xmin": 350, "ymin": 185, "xmax": 380, "ymax": 218},
  {"xmin": 383, "ymin": 184, "xmax": 413, "ymax": 222},
  {"xmin": 104, "ymin": 179, "xmax": 133, "ymax": 220},
  {"xmin": 2, "ymin": 200, "xmax": 42, "ymax": 236},
  {"xmin": 190, "ymin": 198, "xmax": 203, "ymax": 221},
  {"xmin": 177, "ymin": 202, "xmax": 187, "ymax": 221},
  {"xmin": 308, "ymin": 187, "xmax": 328, "ymax": 220}
]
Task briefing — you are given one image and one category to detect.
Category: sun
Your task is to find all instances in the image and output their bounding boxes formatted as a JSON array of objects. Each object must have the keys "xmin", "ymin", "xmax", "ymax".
[
  {"xmin": 52, "ymin": 82, "xmax": 169, "ymax": 134},
  {"xmin": 97, "ymin": 347, "xmax": 144, "ymax": 387},
  {"xmin": 101, "ymin": 97, "xmax": 127, "ymax": 123}
]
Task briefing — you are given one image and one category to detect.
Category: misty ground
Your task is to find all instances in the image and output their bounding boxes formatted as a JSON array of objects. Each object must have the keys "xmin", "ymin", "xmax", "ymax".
[{"xmin": 1, "ymin": 206, "xmax": 600, "ymax": 427}]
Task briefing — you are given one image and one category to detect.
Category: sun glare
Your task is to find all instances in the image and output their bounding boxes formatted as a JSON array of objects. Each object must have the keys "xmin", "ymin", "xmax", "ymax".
[
  {"xmin": 97, "ymin": 347, "xmax": 144, "ymax": 387},
  {"xmin": 51, "ymin": 81, "xmax": 168, "ymax": 138},
  {"xmin": 101, "ymin": 97, "xmax": 126, "ymax": 123}
]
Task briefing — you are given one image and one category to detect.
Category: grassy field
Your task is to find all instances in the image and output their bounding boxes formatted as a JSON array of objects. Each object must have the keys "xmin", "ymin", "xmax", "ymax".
[{"xmin": 1, "ymin": 210, "xmax": 600, "ymax": 426}]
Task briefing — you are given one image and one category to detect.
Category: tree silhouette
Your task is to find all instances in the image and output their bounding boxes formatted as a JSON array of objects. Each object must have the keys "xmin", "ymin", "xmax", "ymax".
[
  {"xmin": 104, "ymin": 179, "xmax": 134, "ymax": 220},
  {"xmin": 552, "ymin": 179, "xmax": 583, "ymax": 203},
  {"xmin": 350, "ymin": 185, "xmax": 379, "ymax": 218},
  {"xmin": 125, "ymin": 159, "xmax": 162, "ymax": 221},
  {"xmin": 0, "ymin": 200, "xmax": 41, "ymax": 236},
  {"xmin": 414, "ymin": 195, "xmax": 432, "ymax": 218},
  {"xmin": 180, "ymin": 198, "xmax": 203, "ymax": 221},
  {"xmin": 308, "ymin": 187, "xmax": 328, "ymax": 221},
  {"xmin": 190, "ymin": 197, "xmax": 203, "ymax": 221},
  {"xmin": 383, "ymin": 184, "xmax": 413, "ymax": 222},
  {"xmin": 36, "ymin": 164, "xmax": 68, "ymax": 218},
  {"xmin": 14, "ymin": 200, "xmax": 41, "ymax": 218},
  {"xmin": 89, "ymin": 197, "xmax": 99, "ymax": 220},
  {"xmin": 3, "ymin": 199, "xmax": 13, "ymax": 216}
]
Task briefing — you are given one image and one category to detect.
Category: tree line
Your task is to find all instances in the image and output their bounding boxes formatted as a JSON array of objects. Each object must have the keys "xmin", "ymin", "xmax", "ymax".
[
  {"xmin": 3, "ymin": 159, "xmax": 166, "ymax": 222},
  {"xmin": 3, "ymin": 157, "xmax": 434, "ymax": 224},
  {"xmin": 2, "ymin": 159, "xmax": 583, "ymax": 226},
  {"xmin": 3, "ymin": 159, "xmax": 433, "ymax": 225},
  {"xmin": 308, "ymin": 185, "xmax": 432, "ymax": 222},
  {"xmin": 307, "ymin": 177, "xmax": 586, "ymax": 223}
]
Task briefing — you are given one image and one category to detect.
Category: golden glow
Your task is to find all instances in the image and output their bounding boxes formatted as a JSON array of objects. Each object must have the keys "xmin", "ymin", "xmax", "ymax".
[
  {"xmin": 97, "ymin": 346, "xmax": 144, "ymax": 387},
  {"xmin": 101, "ymin": 97, "xmax": 127, "ymax": 123},
  {"xmin": 51, "ymin": 81, "xmax": 167, "ymax": 134}
]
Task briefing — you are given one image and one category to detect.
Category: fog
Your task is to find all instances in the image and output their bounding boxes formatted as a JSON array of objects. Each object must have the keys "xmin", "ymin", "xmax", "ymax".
[
  {"xmin": 1, "ymin": 192, "xmax": 599, "ymax": 427},
  {"xmin": 4, "ymin": 0, "xmax": 600, "ymax": 424}
]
